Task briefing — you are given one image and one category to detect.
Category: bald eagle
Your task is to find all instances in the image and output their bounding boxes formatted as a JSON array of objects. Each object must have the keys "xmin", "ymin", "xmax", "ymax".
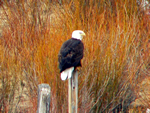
[{"xmin": 58, "ymin": 30, "xmax": 86, "ymax": 80}]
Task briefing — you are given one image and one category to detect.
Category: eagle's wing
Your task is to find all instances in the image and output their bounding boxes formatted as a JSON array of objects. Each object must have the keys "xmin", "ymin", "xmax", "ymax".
[{"xmin": 58, "ymin": 39, "xmax": 84, "ymax": 72}]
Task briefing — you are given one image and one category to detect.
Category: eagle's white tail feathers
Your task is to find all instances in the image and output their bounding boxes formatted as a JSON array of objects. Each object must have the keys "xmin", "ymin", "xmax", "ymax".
[
  {"xmin": 67, "ymin": 67, "xmax": 74, "ymax": 79},
  {"xmin": 61, "ymin": 67, "xmax": 74, "ymax": 80},
  {"xmin": 61, "ymin": 71, "xmax": 68, "ymax": 80}
]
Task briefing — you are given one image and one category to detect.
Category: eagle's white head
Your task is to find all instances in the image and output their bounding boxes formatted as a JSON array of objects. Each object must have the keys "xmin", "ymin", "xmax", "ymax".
[{"xmin": 72, "ymin": 30, "xmax": 86, "ymax": 40}]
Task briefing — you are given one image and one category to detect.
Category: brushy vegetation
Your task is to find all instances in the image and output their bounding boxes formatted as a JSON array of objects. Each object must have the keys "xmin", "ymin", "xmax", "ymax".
[{"xmin": 0, "ymin": 0, "xmax": 149, "ymax": 112}]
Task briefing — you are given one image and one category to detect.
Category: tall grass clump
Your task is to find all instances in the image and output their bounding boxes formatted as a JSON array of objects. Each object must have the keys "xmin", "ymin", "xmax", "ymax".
[{"xmin": 0, "ymin": 0, "xmax": 149, "ymax": 112}]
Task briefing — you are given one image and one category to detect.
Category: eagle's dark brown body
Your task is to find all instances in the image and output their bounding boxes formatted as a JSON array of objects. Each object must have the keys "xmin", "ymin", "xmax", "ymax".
[{"xmin": 58, "ymin": 38, "xmax": 84, "ymax": 73}]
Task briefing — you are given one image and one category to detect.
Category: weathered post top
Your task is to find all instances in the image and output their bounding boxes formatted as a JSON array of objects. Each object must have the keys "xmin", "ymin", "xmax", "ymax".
[{"xmin": 37, "ymin": 84, "xmax": 51, "ymax": 113}]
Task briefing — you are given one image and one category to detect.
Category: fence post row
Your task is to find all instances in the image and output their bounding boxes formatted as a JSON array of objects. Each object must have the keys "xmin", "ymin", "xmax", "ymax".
[{"xmin": 37, "ymin": 71, "xmax": 78, "ymax": 113}]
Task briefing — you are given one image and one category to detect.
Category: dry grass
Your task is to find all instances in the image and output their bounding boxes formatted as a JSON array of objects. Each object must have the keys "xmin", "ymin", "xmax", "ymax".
[{"xmin": 0, "ymin": 0, "xmax": 149, "ymax": 112}]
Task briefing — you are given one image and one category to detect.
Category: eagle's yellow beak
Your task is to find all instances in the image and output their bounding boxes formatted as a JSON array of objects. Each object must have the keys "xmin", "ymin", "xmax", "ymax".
[{"xmin": 81, "ymin": 32, "xmax": 86, "ymax": 36}]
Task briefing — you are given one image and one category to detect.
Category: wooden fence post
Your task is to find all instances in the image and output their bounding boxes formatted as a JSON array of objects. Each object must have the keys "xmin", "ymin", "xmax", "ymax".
[
  {"xmin": 37, "ymin": 84, "xmax": 51, "ymax": 113},
  {"xmin": 68, "ymin": 70, "xmax": 78, "ymax": 113}
]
